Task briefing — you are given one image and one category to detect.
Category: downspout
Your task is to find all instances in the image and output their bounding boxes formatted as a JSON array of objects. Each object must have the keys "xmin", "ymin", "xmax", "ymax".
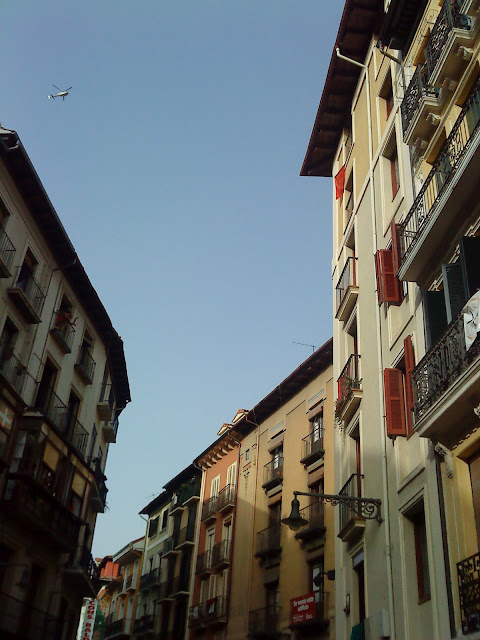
[{"xmin": 336, "ymin": 48, "xmax": 396, "ymax": 640}]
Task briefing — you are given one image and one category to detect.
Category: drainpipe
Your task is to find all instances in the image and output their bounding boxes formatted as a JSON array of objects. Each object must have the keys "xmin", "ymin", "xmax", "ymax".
[{"xmin": 336, "ymin": 47, "xmax": 396, "ymax": 640}]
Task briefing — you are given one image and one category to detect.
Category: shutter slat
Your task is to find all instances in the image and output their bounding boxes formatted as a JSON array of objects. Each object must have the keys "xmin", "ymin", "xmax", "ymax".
[
  {"xmin": 443, "ymin": 262, "xmax": 468, "ymax": 323},
  {"xmin": 391, "ymin": 221, "xmax": 401, "ymax": 275},
  {"xmin": 404, "ymin": 336, "xmax": 415, "ymax": 434},
  {"xmin": 384, "ymin": 368, "xmax": 406, "ymax": 438},
  {"xmin": 379, "ymin": 250, "xmax": 401, "ymax": 304}
]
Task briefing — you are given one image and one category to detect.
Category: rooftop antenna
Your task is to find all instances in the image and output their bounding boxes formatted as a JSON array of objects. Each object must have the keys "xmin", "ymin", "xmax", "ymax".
[{"xmin": 293, "ymin": 340, "xmax": 316, "ymax": 354}]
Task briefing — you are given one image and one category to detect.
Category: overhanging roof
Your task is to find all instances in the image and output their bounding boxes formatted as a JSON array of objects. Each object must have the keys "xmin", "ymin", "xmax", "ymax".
[
  {"xmin": 0, "ymin": 127, "xmax": 131, "ymax": 408},
  {"xmin": 301, "ymin": 0, "xmax": 382, "ymax": 178},
  {"xmin": 234, "ymin": 337, "xmax": 333, "ymax": 437}
]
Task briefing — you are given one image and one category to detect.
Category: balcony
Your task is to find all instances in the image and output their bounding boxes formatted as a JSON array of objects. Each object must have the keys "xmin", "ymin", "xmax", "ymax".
[
  {"xmin": 295, "ymin": 502, "xmax": 326, "ymax": 542},
  {"xmin": 176, "ymin": 524, "xmax": 195, "ymax": 549},
  {"xmin": 338, "ymin": 474, "xmax": 365, "ymax": 544},
  {"xmin": 105, "ymin": 617, "xmax": 131, "ymax": 639},
  {"xmin": 425, "ymin": 0, "xmax": 473, "ymax": 89},
  {"xmin": 201, "ymin": 495, "xmax": 218, "ymax": 523},
  {"xmin": 139, "ymin": 568, "xmax": 161, "ymax": 591},
  {"xmin": 102, "ymin": 417, "xmax": 119, "ymax": 444},
  {"xmin": 0, "ymin": 226, "xmax": 15, "ymax": 277},
  {"xmin": 217, "ymin": 484, "xmax": 235, "ymax": 513},
  {"xmin": 75, "ymin": 347, "xmax": 96, "ymax": 385},
  {"xmin": 157, "ymin": 581, "xmax": 175, "ymax": 602},
  {"xmin": 133, "ymin": 615, "xmax": 154, "ymax": 635},
  {"xmin": 65, "ymin": 544, "xmax": 100, "ymax": 597},
  {"xmin": 1, "ymin": 473, "xmax": 80, "ymax": 551},
  {"xmin": 336, "ymin": 354, "xmax": 362, "ymax": 424},
  {"xmin": 7, "ymin": 268, "xmax": 46, "ymax": 323},
  {"xmin": 248, "ymin": 606, "xmax": 281, "ymax": 639},
  {"xmin": 300, "ymin": 432, "xmax": 324, "ymax": 467},
  {"xmin": 50, "ymin": 314, "xmax": 75, "ymax": 354},
  {"xmin": 412, "ymin": 309, "xmax": 480, "ymax": 448},
  {"xmin": 91, "ymin": 458, "xmax": 108, "ymax": 513},
  {"xmin": 262, "ymin": 457, "xmax": 283, "ymax": 491},
  {"xmin": 34, "ymin": 386, "xmax": 68, "ymax": 434},
  {"xmin": 67, "ymin": 417, "xmax": 90, "ymax": 463},
  {"xmin": 181, "ymin": 480, "xmax": 201, "ymax": 507},
  {"xmin": 212, "ymin": 539, "xmax": 231, "ymax": 570},
  {"xmin": 204, "ymin": 596, "xmax": 227, "ymax": 626},
  {"xmin": 97, "ymin": 383, "xmax": 115, "ymax": 421},
  {"xmin": 0, "ymin": 592, "xmax": 60, "ymax": 640},
  {"xmin": 196, "ymin": 550, "xmax": 214, "ymax": 576},
  {"xmin": 124, "ymin": 572, "xmax": 137, "ymax": 591},
  {"xmin": 457, "ymin": 551, "xmax": 480, "ymax": 635},
  {"xmin": 401, "ymin": 65, "xmax": 441, "ymax": 147},
  {"xmin": 289, "ymin": 593, "xmax": 328, "ymax": 632},
  {"xmin": 188, "ymin": 603, "xmax": 207, "ymax": 629},
  {"xmin": 163, "ymin": 534, "xmax": 180, "ymax": 557},
  {"xmin": 255, "ymin": 523, "xmax": 282, "ymax": 560},
  {"xmin": 170, "ymin": 574, "xmax": 190, "ymax": 597},
  {"xmin": 398, "ymin": 77, "xmax": 480, "ymax": 283},
  {"xmin": 0, "ymin": 343, "xmax": 27, "ymax": 398},
  {"xmin": 335, "ymin": 257, "xmax": 358, "ymax": 321}
]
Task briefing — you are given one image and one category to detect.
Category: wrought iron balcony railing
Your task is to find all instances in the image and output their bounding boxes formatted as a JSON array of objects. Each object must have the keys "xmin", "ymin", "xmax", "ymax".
[
  {"xmin": 91, "ymin": 457, "xmax": 108, "ymax": 510},
  {"xmin": 139, "ymin": 568, "xmax": 160, "ymax": 590},
  {"xmin": 255, "ymin": 523, "xmax": 281, "ymax": 559},
  {"xmin": 295, "ymin": 502, "xmax": 325, "ymax": 541},
  {"xmin": 458, "ymin": 551, "xmax": 480, "ymax": 635},
  {"xmin": 400, "ymin": 64, "xmax": 438, "ymax": 136},
  {"xmin": 0, "ymin": 226, "xmax": 15, "ymax": 276},
  {"xmin": 189, "ymin": 603, "xmax": 207, "ymax": 628},
  {"xmin": 263, "ymin": 456, "xmax": 283, "ymax": 488},
  {"xmin": 335, "ymin": 257, "xmax": 357, "ymax": 315},
  {"xmin": 68, "ymin": 418, "xmax": 89, "ymax": 461},
  {"xmin": 201, "ymin": 495, "xmax": 218, "ymax": 522},
  {"xmin": 51, "ymin": 314, "xmax": 76, "ymax": 353},
  {"xmin": 75, "ymin": 346, "xmax": 96, "ymax": 384},
  {"xmin": 196, "ymin": 550, "xmax": 213, "ymax": 575},
  {"xmin": 35, "ymin": 385, "xmax": 68, "ymax": 433},
  {"xmin": 248, "ymin": 606, "xmax": 280, "ymax": 636},
  {"xmin": 170, "ymin": 574, "xmax": 190, "ymax": 596},
  {"xmin": 176, "ymin": 523, "xmax": 195, "ymax": 548},
  {"xmin": 11, "ymin": 266, "xmax": 46, "ymax": 318},
  {"xmin": 0, "ymin": 591, "xmax": 60, "ymax": 640},
  {"xmin": 217, "ymin": 484, "xmax": 235, "ymax": 512},
  {"xmin": 105, "ymin": 617, "xmax": 130, "ymax": 638},
  {"xmin": 66, "ymin": 544, "xmax": 100, "ymax": 589},
  {"xmin": 413, "ymin": 309, "xmax": 480, "ymax": 422},
  {"xmin": 425, "ymin": 0, "xmax": 471, "ymax": 76},
  {"xmin": 337, "ymin": 354, "xmax": 361, "ymax": 406},
  {"xmin": 398, "ymin": 77, "xmax": 480, "ymax": 269},
  {"xmin": 338, "ymin": 473, "xmax": 363, "ymax": 532},
  {"xmin": 301, "ymin": 431, "xmax": 324, "ymax": 465},
  {"xmin": 212, "ymin": 539, "xmax": 231, "ymax": 568},
  {"xmin": 0, "ymin": 342, "xmax": 27, "ymax": 397},
  {"xmin": 133, "ymin": 614, "xmax": 154, "ymax": 634}
]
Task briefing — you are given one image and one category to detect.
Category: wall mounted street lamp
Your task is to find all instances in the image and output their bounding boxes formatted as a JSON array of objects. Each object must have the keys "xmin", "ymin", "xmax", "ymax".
[{"xmin": 281, "ymin": 490, "xmax": 382, "ymax": 531}]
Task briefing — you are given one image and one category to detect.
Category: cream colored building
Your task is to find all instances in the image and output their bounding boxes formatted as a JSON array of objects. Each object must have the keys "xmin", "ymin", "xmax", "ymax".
[
  {"xmin": 302, "ymin": 0, "xmax": 480, "ymax": 638},
  {"xmin": 0, "ymin": 125, "xmax": 130, "ymax": 638},
  {"xmin": 228, "ymin": 340, "xmax": 335, "ymax": 640}
]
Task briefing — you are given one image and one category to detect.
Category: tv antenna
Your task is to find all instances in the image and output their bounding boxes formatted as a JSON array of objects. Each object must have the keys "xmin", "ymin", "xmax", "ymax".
[{"xmin": 293, "ymin": 340, "xmax": 316, "ymax": 353}]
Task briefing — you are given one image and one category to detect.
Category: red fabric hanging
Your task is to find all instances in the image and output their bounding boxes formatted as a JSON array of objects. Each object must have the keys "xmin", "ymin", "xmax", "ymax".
[{"xmin": 335, "ymin": 165, "xmax": 346, "ymax": 200}]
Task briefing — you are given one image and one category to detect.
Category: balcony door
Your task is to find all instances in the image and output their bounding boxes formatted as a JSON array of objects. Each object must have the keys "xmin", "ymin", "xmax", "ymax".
[
  {"xmin": 210, "ymin": 475, "xmax": 220, "ymax": 499},
  {"xmin": 35, "ymin": 360, "xmax": 57, "ymax": 413},
  {"xmin": 469, "ymin": 452, "xmax": 480, "ymax": 548}
]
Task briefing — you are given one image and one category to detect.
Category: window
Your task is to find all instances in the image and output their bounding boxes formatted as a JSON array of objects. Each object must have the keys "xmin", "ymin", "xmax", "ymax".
[
  {"xmin": 389, "ymin": 147, "xmax": 400, "ymax": 198},
  {"xmin": 226, "ymin": 462, "xmax": 237, "ymax": 489},
  {"xmin": 211, "ymin": 475, "xmax": 220, "ymax": 499},
  {"xmin": 413, "ymin": 509, "xmax": 431, "ymax": 603},
  {"xmin": 148, "ymin": 516, "xmax": 159, "ymax": 538},
  {"xmin": 380, "ymin": 71, "xmax": 394, "ymax": 119},
  {"xmin": 161, "ymin": 508, "xmax": 169, "ymax": 530},
  {"xmin": 310, "ymin": 558, "xmax": 324, "ymax": 608},
  {"xmin": 344, "ymin": 171, "xmax": 354, "ymax": 226},
  {"xmin": 245, "ymin": 448, "xmax": 250, "ymax": 461},
  {"xmin": 0, "ymin": 318, "xmax": 18, "ymax": 363},
  {"xmin": 272, "ymin": 446, "xmax": 283, "ymax": 469},
  {"xmin": 312, "ymin": 413, "xmax": 324, "ymax": 442},
  {"xmin": 16, "ymin": 249, "xmax": 37, "ymax": 291},
  {"xmin": 353, "ymin": 551, "xmax": 366, "ymax": 623},
  {"xmin": 34, "ymin": 359, "xmax": 58, "ymax": 414}
]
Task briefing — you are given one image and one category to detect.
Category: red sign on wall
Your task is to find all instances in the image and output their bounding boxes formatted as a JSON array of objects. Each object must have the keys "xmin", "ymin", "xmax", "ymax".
[{"xmin": 290, "ymin": 592, "xmax": 316, "ymax": 625}]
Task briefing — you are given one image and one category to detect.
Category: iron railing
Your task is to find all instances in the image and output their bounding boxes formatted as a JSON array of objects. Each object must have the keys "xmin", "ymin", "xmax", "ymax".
[
  {"xmin": 217, "ymin": 484, "xmax": 235, "ymax": 511},
  {"xmin": 0, "ymin": 342, "xmax": 27, "ymax": 396},
  {"xmin": 51, "ymin": 315, "xmax": 76, "ymax": 352},
  {"xmin": 196, "ymin": 550, "xmax": 213, "ymax": 575},
  {"xmin": 458, "ymin": 551, "xmax": 480, "ymax": 634},
  {"xmin": 0, "ymin": 226, "xmax": 15, "ymax": 274},
  {"xmin": 0, "ymin": 592, "xmax": 60, "ymax": 640},
  {"xmin": 69, "ymin": 418, "xmax": 89, "ymax": 461},
  {"xmin": 133, "ymin": 614, "xmax": 154, "ymax": 634},
  {"xmin": 176, "ymin": 523, "xmax": 195, "ymax": 547},
  {"xmin": 398, "ymin": 76, "xmax": 480, "ymax": 267},
  {"xmin": 297, "ymin": 502, "xmax": 325, "ymax": 532},
  {"xmin": 212, "ymin": 539, "xmax": 231, "ymax": 567},
  {"xmin": 92, "ymin": 457, "xmax": 108, "ymax": 508},
  {"xmin": 201, "ymin": 495, "xmax": 218, "ymax": 522},
  {"xmin": 139, "ymin": 568, "xmax": 160, "ymax": 590},
  {"xmin": 105, "ymin": 618, "xmax": 130, "ymax": 638},
  {"xmin": 12, "ymin": 266, "xmax": 46, "ymax": 317},
  {"xmin": 35, "ymin": 385, "xmax": 67, "ymax": 433},
  {"xmin": 204, "ymin": 596, "xmax": 227, "ymax": 623},
  {"xmin": 400, "ymin": 64, "xmax": 438, "ymax": 135},
  {"xmin": 339, "ymin": 474, "xmax": 363, "ymax": 532},
  {"xmin": 189, "ymin": 603, "xmax": 207, "ymax": 628},
  {"xmin": 170, "ymin": 574, "xmax": 190, "ymax": 595},
  {"xmin": 76, "ymin": 346, "xmax": 96, "ymax": 383},
  {"xmin": 413, "ymin": 309, "xmax": 480, "ymax": 421},
  {"xmin": 337, "ymin": 354, "xmax": 361, "ymax": 405},
  {"xmin": 256, "ymin": 523, "xmax": 281, "ymax": 557},
  {"xmin": 67, "ymin": 544, "xmax": 100, "ymax": 587},
  {"xmin": 248, "ymin": 606, "xmax": 280, "ymax": 635},
  {"xmin": 301, "ymin": 431, "xmax": 324, "ymax": 462},
  {"xmin": 164, "ymin": 533, "xmax": 178, "ymax": 553},
  {"xmin": 345, "ymin": 191, "xmax": 354, "ymax": 224},
  {"xmin": 263, "ymin": 456, "xmax": 284, "ymax": 486},
  {"xmin": 335, "ymin": 257, "xmax": 357, "ymax": 314},
  {"xmin": 99, "ymin": 382, "xmax": 115, "ymax": 409},
  {"xmin": 425, "ymin": 0, "xmax": 471, "ymax": 76}
]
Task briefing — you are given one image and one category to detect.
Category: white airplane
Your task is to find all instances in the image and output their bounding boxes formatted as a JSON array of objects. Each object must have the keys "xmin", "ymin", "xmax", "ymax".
[{"xmin": 48, "ymin": 85, "xmax": 72, "ymax": 101}]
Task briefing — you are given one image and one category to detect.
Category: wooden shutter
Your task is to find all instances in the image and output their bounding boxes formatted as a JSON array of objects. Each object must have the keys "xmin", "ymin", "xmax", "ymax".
[
  {"xmin": 379, "ymin": 250, "xmax": 401, "ymax": 304},
  {"xmin": 460, "ymin": 235, "xmax": 480, "ymax": 298},
  {"xmin": 404, "ymin": 336, "xmax": 415, "ymax": 434},
  {"xmin": 374, "ymin": 251, "xmax": 384, "ymax": 304},
  {"xmin": 384, "ymin": 368, "xmax": 406, "ymax": 438},
  {"xmin": 390, "ymin": 221, "xmax": 401, "ymax": 275},
  {"xmin": 443, "ymin": 262, "xmax": 468, "ymax": 323}
]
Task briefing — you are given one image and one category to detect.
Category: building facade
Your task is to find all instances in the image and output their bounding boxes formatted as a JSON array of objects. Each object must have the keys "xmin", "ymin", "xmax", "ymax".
[
  {"xmin": 0, "ymin": 126, "xmax": 130, "ymax": 639},
  {"xmin": 302, "ymin": 0, "xmax": 480, "ymax": 638}
]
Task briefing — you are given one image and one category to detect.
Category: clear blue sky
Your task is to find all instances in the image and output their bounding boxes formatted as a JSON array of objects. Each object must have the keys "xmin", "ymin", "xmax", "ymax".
[{"xmin": 1, "ymin": 1, "xmax": 341, "ymax": 557}]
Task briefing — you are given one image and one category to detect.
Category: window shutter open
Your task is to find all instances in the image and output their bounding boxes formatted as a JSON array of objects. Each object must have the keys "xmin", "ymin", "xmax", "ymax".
[
  {"xmin": 376, "ymin": 250, "xmax": 401, "ymax": 305},
  {"xmin": 390, "ymin": 221, "xmax": 401, "ymax": 275},
  {"xmin": 422, "ymin": 290, "xmax": 448, "ymax": 350},
  {"xmin": 375, "ymin": 250, "xmax": 384, "ymax": 304},
  {"xmin": 384, "ymin": 368, "xmax": 406, "ymax": 438},
  {"xmin": 404, "ymin": 336, "xmax": 415, "ymax": 434},
  {"xmin": 443, "ymin": 262, "xmax": 468, "ymax": 323}
]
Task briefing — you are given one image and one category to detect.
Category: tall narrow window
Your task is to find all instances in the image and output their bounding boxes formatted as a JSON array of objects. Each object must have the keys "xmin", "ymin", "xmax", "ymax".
[
  {"xmin": 413, "ymin": 509, "xmax": 431, "ymax": 603},
  {"xmin": 389, "ymin": 147, "xmax": 400, "ymax": 198}
]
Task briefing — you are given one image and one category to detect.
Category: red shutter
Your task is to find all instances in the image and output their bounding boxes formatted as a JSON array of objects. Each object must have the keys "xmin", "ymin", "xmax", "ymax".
[
  {"xmin": 404, "ymin": 335, "xmax": 415, "ymax": 434},
  {"xmin": 375, "ymin": 250, "xmax": 384, "ymax": 304},
  {"xmin": 379, "ymin": 249, "xmax": 401, "ymax": 304},
  {"xmin": 391, "ymin": 220, "xmax": 401, "ymax": 275},
  {"xmin": 384, "ymin": 368, "xmax": 406, "ymax": 438}
]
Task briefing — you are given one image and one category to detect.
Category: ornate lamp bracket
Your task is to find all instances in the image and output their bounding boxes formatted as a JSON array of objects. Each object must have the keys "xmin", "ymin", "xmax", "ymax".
[{"xmin": 293, "ymin": 490, "xmax": 382, "ymax": 524}]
